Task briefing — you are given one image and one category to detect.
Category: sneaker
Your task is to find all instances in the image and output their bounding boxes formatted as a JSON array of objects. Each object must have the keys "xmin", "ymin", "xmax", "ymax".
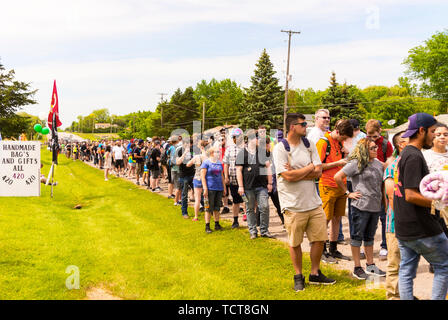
[
  {"xmin": 205, "ymin": 226, "xmax": 212, "ymax": 234},
  {"xmin": 167, "ymin": 195, "xmax": 175, "ymax": 199},
  {"xmin": 321, "ymin": 252, "xmax": 338, "ymax": 264},
  {"xmin": 136, "ymin": 181, "xmax": 140, "ymax": 185},
  {"xmin": 228, "ymin": 199, "xmax": 233, "ymax": 205},
  {"xmin": 242, "ymin": 214, "xmax": 247, "ymax": 221},
  {"xmin": 360, "ymin": 249, "xmax": 366, "ymax": 260},
  {"xmin": 221, "ymin": 207, "xmax": 230, "ymax": 214},
  {"xmin": 105, "ymin": 178, "xmax": 108, "ymax": 181},
  {"xmin": 231, "ymin": 221, "xmax": 239, "ymax": 229},
  {"xmin": 214, "ymin": 223, "xmax": 223, "ymax": 231},
  {"xmin": 379, "ymin": 248, "xmax": 388, "ymax": 261},
  {"xmin": 176, "ymin": 201, "xmax": 182, "ymax": 205},
  {"xmin": 365, "ymin": 264, "xmax": 386, "ymax": 277},
  {"xmin": 330, "ymin": 250, "xmax": 351, "ymax": 261},
  {"xmin": 182, "ymin": 215, "xmax": 189, "ymax": 219},
  {"xmin": 173, "ymin": 202, "xmax": 179, "ymax": 206},
  {"xmin": 250, "ymin": 233, "xmax": 257, "ymax": 239},
  {"xmin": 309, "ymin": 270, "xmax": 336, "ymax": 285},
  {"xmin": 199, "ymin": 206, "xmax": 205, "ymax": 212},
  {"xmin": 192, "ymin": 218, "xmax": 199, "ymax": 222},
  {"xmin": 261, "ymin": 232, "xmax": 275, "ymax": 238},
  {"xmin": 352, "ymin": 267, "xmax": 368, "ymax": 280},
  {"xmin": 293, "ymin": 274, "xmax": 305, "ymax": 292},
  {"xmin": 337, "ymin": 239, "xmax": 348, "ymax": 245},
  {"xmin": 429, "ymin": 264, "xmax": 434, "ymax": 274}
]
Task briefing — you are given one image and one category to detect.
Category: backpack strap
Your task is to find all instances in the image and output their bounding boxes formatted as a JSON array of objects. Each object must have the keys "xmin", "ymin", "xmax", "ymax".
[
  {"xmin": 382, "ymin": 138, "xmax": 388, "ymax": 160},
  {"xmin": 319, "ymin": 137, "xmax": 332, "ymax": 163}
]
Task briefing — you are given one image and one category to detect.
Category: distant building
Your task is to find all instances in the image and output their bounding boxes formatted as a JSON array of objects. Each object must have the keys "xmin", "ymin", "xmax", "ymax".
[{"xmin": 94, "ymin": 123, "xmax": 119, "ymax": 129}]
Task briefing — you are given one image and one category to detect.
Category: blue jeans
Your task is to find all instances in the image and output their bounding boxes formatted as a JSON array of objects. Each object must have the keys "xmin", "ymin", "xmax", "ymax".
[
  {"xmin": 398, "ymin": 233, "xmax": 448, "ymax": 300},
  {"xmin": 245, "ymin": 187, "xmax": 270, "ymax": 236},
  {"xmin": 181, "ymin": 175, "xmax": 194, "ymax": 216}
]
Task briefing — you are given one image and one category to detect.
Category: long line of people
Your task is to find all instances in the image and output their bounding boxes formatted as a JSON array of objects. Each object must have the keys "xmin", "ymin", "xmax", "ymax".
[{"xmin": 57, "ymin": 110, "xmax": 448, "ymax": 299}]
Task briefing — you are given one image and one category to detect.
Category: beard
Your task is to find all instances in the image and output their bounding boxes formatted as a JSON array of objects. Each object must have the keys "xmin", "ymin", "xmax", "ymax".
[{"xmin": 422, "ymin": 132, "xmax": 434, "ymax": 150}]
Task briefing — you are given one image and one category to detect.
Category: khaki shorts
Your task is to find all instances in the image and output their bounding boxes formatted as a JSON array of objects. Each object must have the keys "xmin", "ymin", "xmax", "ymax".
[
  {"xmin": 284, "ymin": 206, "xmax": 328, "ymax": 248},
  {"xmin": 136, "ymin": 162, "xmax": 144, "ymax": 177},
  {"xmin": 319, "ymin": 185, "xmax": 347, "ymax": 221}
]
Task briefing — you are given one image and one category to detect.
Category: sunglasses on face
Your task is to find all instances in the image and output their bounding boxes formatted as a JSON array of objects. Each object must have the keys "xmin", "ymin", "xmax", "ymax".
[
  {"xmin": 320, "ymin": 116, "xmax": 330, "ymax": 120},
  {"xmin": 292, "ymin": 122, "xmax": 307, "ymax": 127}
]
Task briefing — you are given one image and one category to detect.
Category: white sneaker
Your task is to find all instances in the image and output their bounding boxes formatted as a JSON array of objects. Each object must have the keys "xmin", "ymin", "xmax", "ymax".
[
  {"xmin": 379, "ymin": 248, "xmax": 388, "ymax": 260},
  {"xmin": 105, "ymin": 178, "xmax": 108, "ymax": 181}
]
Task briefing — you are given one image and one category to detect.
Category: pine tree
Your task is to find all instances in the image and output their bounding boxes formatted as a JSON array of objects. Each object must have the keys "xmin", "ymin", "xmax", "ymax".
[
  {"xmin": 321, "ymin": 72, "xmax": 365, "ymax": 128},
  {"xmin": 239, "ymin": 49, "xmax": 283, "ymax": 130}
]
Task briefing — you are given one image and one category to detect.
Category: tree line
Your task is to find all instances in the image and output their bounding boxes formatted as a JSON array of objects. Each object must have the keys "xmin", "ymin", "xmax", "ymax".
[{"xmin": 1, "ymin": 30, "xmax": 447, "ymax": 139}]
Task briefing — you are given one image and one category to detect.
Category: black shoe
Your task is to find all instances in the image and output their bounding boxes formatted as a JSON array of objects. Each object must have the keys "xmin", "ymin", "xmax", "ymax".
[
  {"xmin": 199, "ymin": 206, "xmax": 205, "ymax": 212},
  {"xmin": 309, "ymin": 270, "xmax": 336, "ymax": 285},
  {"xmin": 221, "ymin": 207, "xmax": 230, "ymax": 214},
  {"xmin": 352, "ymin": 266, "xmax": 368, "ymax": 280},
  {"xmin": 231, "ymin": 221, "xmax": 239, "ymax": 229},
  {"xmin": 167, "ymin": 194, "xmax": 175, "ymax": 199},
  {"xmin": 294, "ymin": 274, "xmax": 305, "ymax": 292},
  {"xmin": 228, "ymin": 199, "xmax": 233, "ymax": 205},
  {"xmin": 337, "ymin": 239, "xmax": 348, "ymax": 245},
  {"xmin": 330, "ymin": 250, "xmax": 351, "ymax": 261},
  {"xmin": 205, "ymin": 226, "xmax": 212, "ymax": 234},
  {"xmin": 429, "ymin": 264, "xmax": 434, "ymax": 274},
  {"xmin": 214, "ymin": 223, "xmax": 223, "ymax": 231}
]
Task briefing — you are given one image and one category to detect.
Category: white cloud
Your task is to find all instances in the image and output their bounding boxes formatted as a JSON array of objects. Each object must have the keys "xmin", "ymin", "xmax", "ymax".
[{"xmin": 14, "ymin": 36, "xmax": 418, "ymax": 127}]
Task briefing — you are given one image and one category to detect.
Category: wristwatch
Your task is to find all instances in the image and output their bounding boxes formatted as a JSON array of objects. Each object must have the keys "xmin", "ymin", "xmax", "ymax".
[{"xmin": 345, "ymin": 190, "xmax": 350, "ymax": 196}]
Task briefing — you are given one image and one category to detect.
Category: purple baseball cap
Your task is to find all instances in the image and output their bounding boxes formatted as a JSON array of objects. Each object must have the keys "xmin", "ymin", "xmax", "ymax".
[{"xmin": 401, "ymin": 113, "xmax": 437, "ymax": 138}]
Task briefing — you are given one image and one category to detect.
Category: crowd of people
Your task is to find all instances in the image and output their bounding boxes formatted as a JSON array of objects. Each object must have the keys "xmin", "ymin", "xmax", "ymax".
[{"xmin": 56, "ymin": 109, "xmax": 448, "ymax": 300}]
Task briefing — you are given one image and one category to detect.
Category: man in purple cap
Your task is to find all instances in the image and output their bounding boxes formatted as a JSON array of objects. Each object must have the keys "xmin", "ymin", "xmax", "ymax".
[{"xmin": 393, "ymin": 113, "xmax": 448, "ymax": 300}]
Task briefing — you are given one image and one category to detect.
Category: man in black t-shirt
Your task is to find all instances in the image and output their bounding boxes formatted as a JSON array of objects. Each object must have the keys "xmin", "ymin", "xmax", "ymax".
[
  {"xmin": 149, "ymin": 141, "xmax": 162, "ymax": 192},
  {"xmin": 236, "ymin": 130, "xmax": 273, "ymax": 239},
  {"xmin": 133, "ymin": 139, "xmax": 145, "ymax": 185},
  {"xmin": 393, "ymin": 113, "xmax": 448, "ymax": 300},
  {"xmin": 176, "ymin": 138, "xmax": 195, "ymax": 218}
]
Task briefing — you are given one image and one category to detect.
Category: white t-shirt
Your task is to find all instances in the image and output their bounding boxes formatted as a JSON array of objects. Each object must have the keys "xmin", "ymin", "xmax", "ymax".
[
  {"xmin": 307, "ymin": 126, "xmax": 326, "ymax": 146},
  {"xmin": 423, "ymin": 149, "xmax": 448, "ymax": 173},
  {"xmin": 112, "ymin": 145, "xmax": 124, "ymax": 160},
  {"xmin": 273, "ymin": 139, "xmax": 322, "ymax": 213}
]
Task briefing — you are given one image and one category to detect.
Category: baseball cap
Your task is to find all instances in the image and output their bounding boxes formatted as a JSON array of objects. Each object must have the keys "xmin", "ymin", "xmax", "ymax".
[
  {"xmin": 349, "ymin": 119, "xmax": 360, "ymax": 129},
  {"xmin": 138, "ymin": 139, "xmax": 144, "ymax": 144},
  {"xmin": 401, "ymin": 113, "xmax": 437, "ymax": 138}
]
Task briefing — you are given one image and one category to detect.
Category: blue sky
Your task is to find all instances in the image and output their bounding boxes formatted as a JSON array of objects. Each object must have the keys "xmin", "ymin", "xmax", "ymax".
[{"xmin": 0, "ymin": 0, "xmax": 447, "ymax": 127}]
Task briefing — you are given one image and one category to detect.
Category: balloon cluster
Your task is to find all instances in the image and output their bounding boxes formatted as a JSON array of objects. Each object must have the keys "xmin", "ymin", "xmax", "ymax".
[{"xmin": 34, "ymin": 124, "xmax": 50, "ymax": 135}]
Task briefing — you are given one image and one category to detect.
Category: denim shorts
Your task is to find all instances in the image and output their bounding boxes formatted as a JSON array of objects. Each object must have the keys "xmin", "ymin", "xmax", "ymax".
[
  {"xmin": 350, "ymin": 206, "xmax": 380, "ymax": 247},
  {"xmin": 193, "ymin": 178, "xmax": 202, "ymax": 189}
]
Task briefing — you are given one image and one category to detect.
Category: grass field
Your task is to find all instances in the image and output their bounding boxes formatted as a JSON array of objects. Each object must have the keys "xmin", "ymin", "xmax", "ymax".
[
  {"xmin": 0, "ymin": 149, "xmax": 385, "ymax": 300},
  {"xmin": 67, "ymin": 132, "xmax": 120, "ymax": 141}
]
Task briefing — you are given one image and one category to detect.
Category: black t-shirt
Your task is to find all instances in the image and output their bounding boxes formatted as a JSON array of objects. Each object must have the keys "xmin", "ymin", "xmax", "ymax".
[
  {"xmin": 133, "ymin": 147, "xmax": 144, "ymax": 163},
  {"xmin": 177, "ymin": 147, "xmax": 195, "ymax": 178},
  {"xmin": 393, "ymin": 145, "xmax": 443, "ymax": 241},
  {"xmin": 149, "ymin": 148, "xmax": 161, "ymax": 170},
  {"xmin": 236, "ymin": 148, "xmax": 267, "ymax": 190}
]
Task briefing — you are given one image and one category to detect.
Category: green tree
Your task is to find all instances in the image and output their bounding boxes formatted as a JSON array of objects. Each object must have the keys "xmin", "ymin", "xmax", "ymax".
[
  {"xmin": 403, "ymin": 30, "xmax": 448, "ymax": 101},
  {"xmin": 0, "ymin": 61, "xmax": 37, "ymax": 138},
  {"xmin": 321, "ymin": 72, "xmax": 366, "ymax": 127},
  {"xmin": 239, "ymin": 49, "xmax": 283, "ymax": 130}
]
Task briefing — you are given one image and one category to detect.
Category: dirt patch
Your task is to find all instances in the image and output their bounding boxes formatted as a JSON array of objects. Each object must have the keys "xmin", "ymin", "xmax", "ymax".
[{"xmin": 85, "ymin": 287, "xmax": 122, "ymax": 300}]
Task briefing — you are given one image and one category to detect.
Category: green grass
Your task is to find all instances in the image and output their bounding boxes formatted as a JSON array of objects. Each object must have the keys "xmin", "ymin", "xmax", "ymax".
[
  {"xmin": 67, "ymin": 132, "xmax": 119, "ymax": 141},
  {"xmin": 0, "ymin": 150, "xmax": 385, "ymax": 300}
]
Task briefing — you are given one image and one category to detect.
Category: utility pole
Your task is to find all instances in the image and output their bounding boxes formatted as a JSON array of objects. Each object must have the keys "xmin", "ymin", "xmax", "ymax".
[
  {"xmin": 202, "ymin": 101, "xmax": 205, "ymax": 133},
  {"xmin": 281, "ymin": 29, "xmax": 300, "ymax": 134},
  {"xmin": 158, "ymin": 93, "xmax": 168, "ymax": 127}
]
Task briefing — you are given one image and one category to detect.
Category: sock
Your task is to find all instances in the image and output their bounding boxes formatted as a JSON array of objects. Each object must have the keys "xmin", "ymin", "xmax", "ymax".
[
  {"xmin": 233, "ymin": 217, "xmax": 238, "ymax": 223},
  {"xmin": 215, "ymin": 221, "xmax": 220, "ymax": 226},
  {"xmin": 323, "ymin": 242, "xmax": 327, "ymax": 253},
  {"xmin": 329, "ymin": 241, "xmax": 338, "ymax": 254},
  {"xmin": 206, "ymin": 223, "xmax": 210, "ymax": 228}
]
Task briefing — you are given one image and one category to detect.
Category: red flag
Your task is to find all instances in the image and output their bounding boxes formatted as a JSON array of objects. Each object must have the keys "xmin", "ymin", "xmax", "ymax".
[{"xmin": 48, "ymin": 80, "xmax": 62, "ymax": 129}]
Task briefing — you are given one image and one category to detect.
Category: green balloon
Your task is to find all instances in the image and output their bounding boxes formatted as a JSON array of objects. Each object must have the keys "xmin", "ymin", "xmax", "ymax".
[
  {"xmin": 41, "ymin": 127, "xmax": 50, "ymax": 135},
  {"xmin": 34, "ymin": 124, "xmax": 42, "ymax": 133}
]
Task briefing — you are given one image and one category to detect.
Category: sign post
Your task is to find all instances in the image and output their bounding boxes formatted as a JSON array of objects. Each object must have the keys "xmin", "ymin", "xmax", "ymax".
[{"xmin": 0, "ymin": 141, "xmax": 41, "ymax": 197}]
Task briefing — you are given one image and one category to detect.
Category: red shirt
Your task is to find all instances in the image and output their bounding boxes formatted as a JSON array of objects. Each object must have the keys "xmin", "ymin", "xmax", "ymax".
[{"xmin": 375, "ymin": 136, "xmax": 393, "ymax": 162}]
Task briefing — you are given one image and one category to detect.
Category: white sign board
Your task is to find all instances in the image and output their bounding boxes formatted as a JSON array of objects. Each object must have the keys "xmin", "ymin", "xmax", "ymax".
[{"xmin": 0, "ymin": 141, "xmax": 41, "ymax": 197}]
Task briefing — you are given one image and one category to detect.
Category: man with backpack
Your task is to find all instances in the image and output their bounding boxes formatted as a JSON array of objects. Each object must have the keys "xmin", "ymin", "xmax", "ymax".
[
  {"xmin": 316, "ymin": 119, "xmax": 354, "ymax": 263},
  {"xmin": 273, "ymin": 113, "xmax": 336, "ymax": 291}
]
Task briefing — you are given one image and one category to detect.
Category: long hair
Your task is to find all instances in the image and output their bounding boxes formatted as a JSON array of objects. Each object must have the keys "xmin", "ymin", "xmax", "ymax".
[{"xmin": 348, "ymin": 138, "xmax": 371, "ymax": 173}]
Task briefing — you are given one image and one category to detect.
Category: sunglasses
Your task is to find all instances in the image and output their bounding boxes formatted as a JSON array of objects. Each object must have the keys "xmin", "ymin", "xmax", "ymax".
[
  {"xmin": 320, "ymin": 116, "xmax": 330, "ymax": 120},
  {"xmin": 292, "ymin": 122, "xmax": 307, "ymax": 127}
]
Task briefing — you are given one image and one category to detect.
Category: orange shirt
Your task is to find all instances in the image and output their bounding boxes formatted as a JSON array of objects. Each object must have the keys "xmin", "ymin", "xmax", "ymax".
[{"xmin": 316, "ymin": 132, "xmax": 345, "ymax": 188}]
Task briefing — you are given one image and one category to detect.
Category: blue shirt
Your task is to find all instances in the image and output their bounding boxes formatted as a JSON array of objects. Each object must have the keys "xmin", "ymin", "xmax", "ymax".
[{"xmin": 200, "ymin": 159, "xmax": 224, "ymax": 191}]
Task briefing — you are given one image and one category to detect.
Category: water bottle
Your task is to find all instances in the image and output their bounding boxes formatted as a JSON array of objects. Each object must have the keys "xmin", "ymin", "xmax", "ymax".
[
  {"xmin": 241, "ymin": 193, "xmax": 248, "ymax": 203},
  {"xmin": 204, "ymin": 198, "xmax": 210, "ymax": 209}
]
